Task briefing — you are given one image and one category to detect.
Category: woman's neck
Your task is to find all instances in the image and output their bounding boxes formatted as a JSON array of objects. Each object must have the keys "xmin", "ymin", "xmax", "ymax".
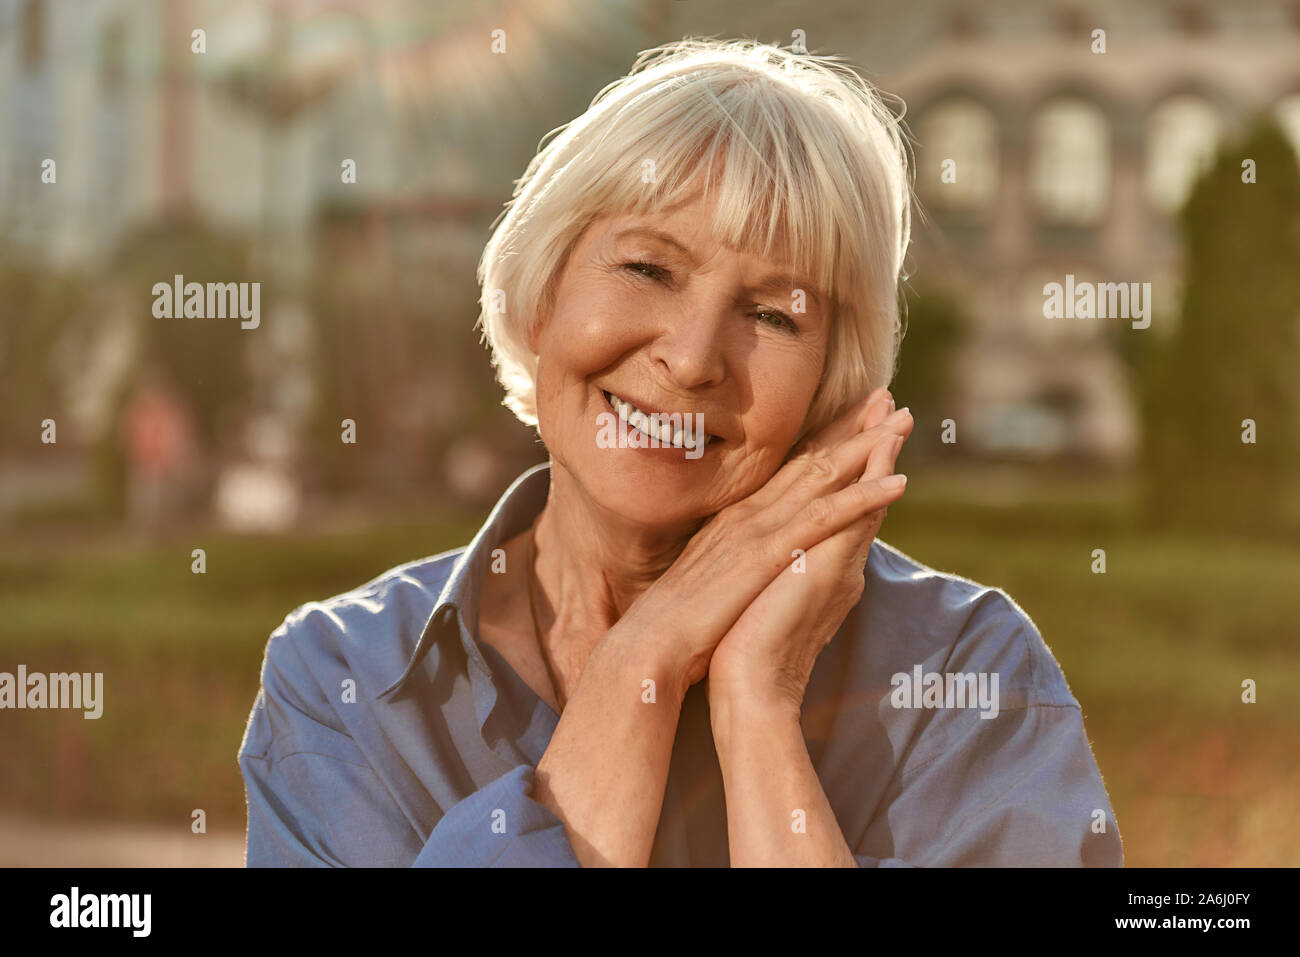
[{"xmin": 532, "ymin": 460, "xmax": 700, "ymax": 642}]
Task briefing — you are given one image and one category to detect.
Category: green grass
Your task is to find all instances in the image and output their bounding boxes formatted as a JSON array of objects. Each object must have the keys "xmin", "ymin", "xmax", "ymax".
[
  {"xmin": 0, "ymin": 508, "xmax": 482, "ymax": 831},
  {"xmin": 2, "ymin": 474, "xmax": 1297, "ymax": 865}
]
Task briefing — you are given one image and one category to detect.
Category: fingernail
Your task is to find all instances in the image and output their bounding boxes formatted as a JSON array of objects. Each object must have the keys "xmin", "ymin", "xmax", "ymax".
[
  {"xmin": 893, "ymin": 434, "xmax": 905, "ymax": 453},
  {"xmin": 880, "ymin": 474, "xmax": 907, "ymax": 491}
]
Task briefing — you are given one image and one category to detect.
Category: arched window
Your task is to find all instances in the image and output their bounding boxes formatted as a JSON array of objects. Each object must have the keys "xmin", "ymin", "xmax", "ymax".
[
  {"xmin": 917, "ymin": 97, "xmax": 999, "ymax": 217},
  {"xmin": 1029, "ymin": 96, "xmax": 1110, "ymax": 225},
  {"xmin": 1146, "ymin": 95, "xmax": 1222, "ymax": 214}
]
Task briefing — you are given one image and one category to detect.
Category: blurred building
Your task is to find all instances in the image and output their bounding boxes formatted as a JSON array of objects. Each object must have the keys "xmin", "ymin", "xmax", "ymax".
[{"xmin": 871, "ymin": 1, "xmax": 1300, "ymax": 461}]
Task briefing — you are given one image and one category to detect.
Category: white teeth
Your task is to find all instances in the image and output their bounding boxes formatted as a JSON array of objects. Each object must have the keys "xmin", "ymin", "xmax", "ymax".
[{"xmin": 606, "ymin": 392, "xmax": 709, "ymax": 449}]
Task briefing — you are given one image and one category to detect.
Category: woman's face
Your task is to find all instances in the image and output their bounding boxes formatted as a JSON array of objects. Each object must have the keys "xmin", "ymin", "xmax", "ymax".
[{"xmin": 532, "ymin": 191, "xmax": 831, "ymax": 531}]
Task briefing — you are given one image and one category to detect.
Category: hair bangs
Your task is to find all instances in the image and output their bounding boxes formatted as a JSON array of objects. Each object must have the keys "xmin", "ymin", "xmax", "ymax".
[{"xmin": 574, "ymin": 74, "xmax": 845, "ymax": 311}]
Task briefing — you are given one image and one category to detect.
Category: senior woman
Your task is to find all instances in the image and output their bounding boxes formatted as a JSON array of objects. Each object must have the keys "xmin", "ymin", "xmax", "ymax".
[{"xmin": 239, "ymin": 38, "xmax": 1122, "ymax": 867}]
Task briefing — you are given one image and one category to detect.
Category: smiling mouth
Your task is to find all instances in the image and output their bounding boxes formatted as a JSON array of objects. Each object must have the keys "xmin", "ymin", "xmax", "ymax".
[{"xmin": 602, "ymin": 390, "xmax": 719, "ymax": 450}]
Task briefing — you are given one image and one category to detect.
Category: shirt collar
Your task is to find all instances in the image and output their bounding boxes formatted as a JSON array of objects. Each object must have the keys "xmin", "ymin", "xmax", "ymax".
[{"xmin": 377, "ymin": 461, "xmax": 551, "ymax": 729}]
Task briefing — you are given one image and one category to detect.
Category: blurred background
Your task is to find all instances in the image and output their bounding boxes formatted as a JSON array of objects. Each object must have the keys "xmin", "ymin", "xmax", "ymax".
[{"xmin": 1, "ymin": 0, "xmax": 1298, "ymax": 866}]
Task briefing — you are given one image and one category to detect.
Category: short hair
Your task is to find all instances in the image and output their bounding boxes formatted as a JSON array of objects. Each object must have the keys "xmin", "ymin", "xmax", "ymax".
[{"xmin": 476, "ymin": 37, "xmax": 914, "ymax": 440}]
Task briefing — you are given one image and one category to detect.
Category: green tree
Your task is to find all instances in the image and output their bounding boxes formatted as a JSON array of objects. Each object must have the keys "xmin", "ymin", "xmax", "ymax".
[
  {"xmin": 890, "ymin": 282, "xmax": 968, "ymax": 457},
  {"xmin": 0, "ymin": 255, "xmax": 88, "ymax": 452},
  {"xmin": 1137, "ymin": 117, "xmax": 1300, "ymax": 531},
  {"xmin": 91, "ymin": 215, "xmax": 257, "ymax": 519},
  {"xmin": 108, "ymin": 215, "xmax": 256, "ymax": 449}
]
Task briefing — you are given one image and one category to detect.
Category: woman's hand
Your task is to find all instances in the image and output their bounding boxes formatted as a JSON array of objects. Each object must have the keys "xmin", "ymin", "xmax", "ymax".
[
  {"xmin": 536, "ymin": 388, "xmax": 907, "ymax": 868},
  {"xmin": 615, "ymin": 386, "xmax": 912, "ymax": 698},
  {"xmin": 705, "ymin": 391, "xmax": 912, "ymax": 719}
]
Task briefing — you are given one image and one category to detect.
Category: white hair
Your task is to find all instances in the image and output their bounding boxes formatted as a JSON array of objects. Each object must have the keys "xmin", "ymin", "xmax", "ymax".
[{"xmin": 476, "ymin": 36, "xmax": 914, "ymax": 438}]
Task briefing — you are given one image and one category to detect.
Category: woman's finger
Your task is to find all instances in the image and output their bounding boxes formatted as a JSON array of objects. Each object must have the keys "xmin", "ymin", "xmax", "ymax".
[
  {"xmin": 761, "ymin": 391, "xmax": 891, "ymax": 505},
  {"xmin": 779, "ymin": 470, "xmax": 908, "ymax": 558},
  {"xmin": 789, "ymin": 387, "xmax": 892, "ymax": 461},
  {"xmin": 764, "ymin": 405, "xmax": 911, "ymax": 507},
  {"xmin": 860, "ymin": 420, "xmax": 910, "ymax": 482},
  {"xmin": 802, "ymin": 431, "xmax": 911, "ymax": 584}
]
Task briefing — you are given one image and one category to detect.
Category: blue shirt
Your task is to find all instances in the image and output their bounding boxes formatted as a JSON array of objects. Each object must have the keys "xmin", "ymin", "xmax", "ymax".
[{"xmin": 238, "ymin": 462, "xmax": 1123, "ymax": 867}]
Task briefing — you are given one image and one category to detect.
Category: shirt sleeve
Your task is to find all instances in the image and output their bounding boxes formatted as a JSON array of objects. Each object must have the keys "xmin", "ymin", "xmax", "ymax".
[
  {"xmin": 409, "ymin": 764, "xmax": 580, "ymax": 867},
  {"xmin": 853, "ymin": 701, "xmax": 1123, "ymax": 867},
  {"xmin": 857, "ymin": 702, "xmax": 1123, "ymax": 868},
  {"xmin": 241, "ymin": 707, "xmax": 418, "ymax": 867},
  {"xmin": 852, "ymin": 588, "xmax": 1124, "ymax": 868},
  {"xmin": 239, "ymin": 615, "xmax": 581, "ymax": 867}
]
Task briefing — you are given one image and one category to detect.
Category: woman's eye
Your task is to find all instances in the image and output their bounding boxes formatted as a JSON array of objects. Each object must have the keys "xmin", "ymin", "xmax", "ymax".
[
  {"xmin": 623, "ymin": 261, "xmax": 668, "ymax": 282},
  {"xmin": 756, "ymin": 310, "xmax": 799, "ymax": 334},
  {"xmin": 623, "ymin": 262, "xmax": 797, "ymax": 334}
]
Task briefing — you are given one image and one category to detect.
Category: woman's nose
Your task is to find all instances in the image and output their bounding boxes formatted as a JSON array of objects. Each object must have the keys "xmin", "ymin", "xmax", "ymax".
[{"xmin": 647, "ymin": 303, "xmax": 729, "ymax": 391}]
